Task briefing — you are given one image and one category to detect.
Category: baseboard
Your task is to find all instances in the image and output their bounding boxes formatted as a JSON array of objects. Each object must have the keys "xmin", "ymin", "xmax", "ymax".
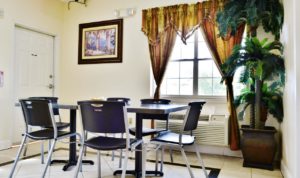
[
  {"xmin": 281, "ymin": 160, "xmax": 292, "ymax": 178},
  {"xmin": 199, "ymin": 144, "xmax": 242, "ymax": 157},
  {"xmin": 0, "ymin": 140, "xmax": 11, "ymax": 150}
]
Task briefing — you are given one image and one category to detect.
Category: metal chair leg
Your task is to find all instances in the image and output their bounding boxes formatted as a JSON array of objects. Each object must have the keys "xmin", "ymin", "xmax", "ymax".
[
  {"xmin": 142, "ymin": 144, "xmax": 146, "ymax": 178},
  {"xmin": 160, "ymin": 146, "xmax": 164, "ymax": 172},
  {"xmin": 42, "ymin": 139, "xmax": 56, "ymax": 178},
  {"xmin": 169, "ymin": 147, "xmax": 174, "ymax": 163},
  {"xmin": 41, "ymin": 141, "xmax": 44, "ymax": 164},
  {"xmin": 22, "ymin": 127, "xmax": 32, "ymax": 157},
  {"xmin": 112, "ymin": 150, "xmax": 115, "ymax": 161},
  {"xmin": 74, "ymin": 138, "xmax": 84, "ymax": 178},
  {"xmin": 194, "ymin": 145, "xmax": 208, "ymax": 178},
  {"xmin": 83, "ymin": 131, "xmax": 88, "ymax": 156},
  {"xmin": 97, "ymin": 151, "xmax": 101, "ymax": 178},
  {"xmin": 118, "ymin": 149, "xmax": 123, "ymax": 168},
  {"xmin": 22, "ymin": 138, "xmax": 28, "ymax": 157},
  {"xmin": 180, "ymin": 147, "xmax": 195, "ymax": 178},
  {"xmin": 121, "ymin": 149, "xmax": 129, "ymax": 178},
  {"xmin": 118, "ymin": 133, "xmax": 124, "ymax": 167},
  {"xmin": 155, "ymin": 146, "xmax": 159, "ymax": 172},
  {"xmin": 9, "ymin": 135, "xmax": 27, "ymax": 178},
  {"xmin": 48, "ymin": 140, "xmax": 52, "ymax": 163}
]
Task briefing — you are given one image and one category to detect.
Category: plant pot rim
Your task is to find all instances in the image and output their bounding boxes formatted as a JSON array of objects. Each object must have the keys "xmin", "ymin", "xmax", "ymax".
[{"xmin": 241, "ymin": 125, "xmax": 277, "ymax": 133}]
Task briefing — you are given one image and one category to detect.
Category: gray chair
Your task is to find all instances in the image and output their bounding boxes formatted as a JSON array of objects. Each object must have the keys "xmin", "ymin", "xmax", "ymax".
[
  {"xmin": 22, "ymin": 96, "xmax": 70, "ymax": 164},
  {"xmin": 149, "ymin": 101, "xmax": 208, "ymax": 178},
  {"xmin": 9, "ymin": 99, "xmax": 82, "ymax": 178},
  {"xmin": 75, "ymin": 100, "xmax": 144, "ymax": 178}
]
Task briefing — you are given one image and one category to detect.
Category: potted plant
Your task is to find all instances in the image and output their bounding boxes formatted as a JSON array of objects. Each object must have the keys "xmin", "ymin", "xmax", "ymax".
[
  {"xmin": 217, "ymin": 0, "xmax": 285, "ymax": 170},
  {"xmin": 234, "ymin": 82, "xmax": 283, "ymax": 170},
  {"xmin": 221, "ymin": 37, "xmax": 285, "ymax": 170}
]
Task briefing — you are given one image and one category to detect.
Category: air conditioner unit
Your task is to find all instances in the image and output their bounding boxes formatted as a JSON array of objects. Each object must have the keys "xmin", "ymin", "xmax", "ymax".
[{"xmin": 156, "ymin": 114, "xmax": 229, "ymax": 146}]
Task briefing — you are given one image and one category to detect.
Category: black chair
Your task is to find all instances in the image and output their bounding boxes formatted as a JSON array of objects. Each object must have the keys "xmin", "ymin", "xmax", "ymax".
[
  {"xmin": 22, "ymin": 96, "xmax": 70, "ymax": 164},
  {"xmin": 9, "ymin": 99, "xmax": 82, "ymax": 178},
  {"xmin": 106, "ymin": 97, "xmax": 130, "ymax": 167},
  {"xmin": 82, "ymin": 97, "xmax": 131, "ymax": 166},
  {"xmin": 75, "ymin": 100, "xmax": 144, "ymax": 178},
  {"xmin": 149, "ymin": 101, "xmax": 208, "ymax": 178}
]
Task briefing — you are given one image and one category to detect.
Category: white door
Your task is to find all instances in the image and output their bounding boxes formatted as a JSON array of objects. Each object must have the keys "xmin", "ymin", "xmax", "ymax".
[{"xmin": 12, "ymin": 27, "xmax": 55, "ymax": 143}]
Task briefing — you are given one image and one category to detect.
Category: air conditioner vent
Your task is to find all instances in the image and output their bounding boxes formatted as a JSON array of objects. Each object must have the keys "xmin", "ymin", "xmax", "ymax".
[{"xmin": 156, "ymin": 114, "xmax": 229, "ymax": 146}]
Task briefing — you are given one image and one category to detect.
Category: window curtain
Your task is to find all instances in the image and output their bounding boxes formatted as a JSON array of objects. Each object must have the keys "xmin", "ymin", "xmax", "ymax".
[
  {"xmin": 201, "ymin": 23, "xmax": 245, "ymax": 150},
  {"xmin": 200, "ymin": 1, "xmax": 245, "ymax": 150},
  {"xmin": 142, "ymin": 4, "xmax": 203, "ymax": 99},
  {"xmin": 141, "ymin": 1, "xmax": 245, "ymax": 150}
]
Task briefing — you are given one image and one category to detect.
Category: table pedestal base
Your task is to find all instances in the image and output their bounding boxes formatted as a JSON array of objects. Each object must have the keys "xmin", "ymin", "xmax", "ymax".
[
  {"xmin": 51, "ymin": 159, "xmax": 94, "ymax": 171},
  {"xmin": 113, "ymin": 169, "xmax": 163, "ymax": 178}
]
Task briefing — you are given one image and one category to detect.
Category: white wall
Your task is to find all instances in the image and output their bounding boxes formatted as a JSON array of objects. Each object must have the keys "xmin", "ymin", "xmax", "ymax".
[
  {"xmin": 295, "ymin": 0, "xmax": 300, "ymax": 177},
  {"xmin": 0, "ymin": 0, "xmax": 64, "ymax": 148},
  {"xmin": 59, "ymin": 0, "xmax": 209, "ymax": 107},
  {"xmin": 280, "ymin": 0, "xmax": 299, "ymax": 177}
]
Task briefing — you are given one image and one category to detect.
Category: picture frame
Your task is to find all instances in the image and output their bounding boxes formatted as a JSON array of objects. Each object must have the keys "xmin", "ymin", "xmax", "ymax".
[{"xmin": 78, "ymin": 19, "xmax": 123, "ymax": 64}]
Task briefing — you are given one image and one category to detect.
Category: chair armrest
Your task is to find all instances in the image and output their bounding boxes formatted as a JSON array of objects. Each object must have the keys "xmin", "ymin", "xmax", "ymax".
[{"xmin": 130, "ymin": 139, "xmax": 143, "ymax": 150}]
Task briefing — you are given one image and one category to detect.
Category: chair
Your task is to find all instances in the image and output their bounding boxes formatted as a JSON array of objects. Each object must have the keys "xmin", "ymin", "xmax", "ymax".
[
  {"xmin": 106, "ymin": 97, "xmax": 130, "ymax": 167},
  {"xmin": 82, "ymin": 97, "xmax": 130, "ymax": 166},
  {"xmin": 75, "ymin": 100, "xmax": 144, "ymax": 178},
  {"xmin": 22, "ymin": 96, "xmax": 70, "ymax": 164},
  {"xmin": 9, "ymin": 99, "xmax": 82, "ymax": 178},
  {"xmin": 149, "ymin": 101, "xmax": 208, "ymax": 178}
]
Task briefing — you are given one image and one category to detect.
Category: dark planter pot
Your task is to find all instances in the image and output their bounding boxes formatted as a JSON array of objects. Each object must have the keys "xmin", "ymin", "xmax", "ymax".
[{"xmin": 241, "ymin": 125, "xmax": 277, "ymax": 170}]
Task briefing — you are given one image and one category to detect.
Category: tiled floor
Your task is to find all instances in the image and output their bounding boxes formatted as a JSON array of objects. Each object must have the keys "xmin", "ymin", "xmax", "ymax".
[{"xmin": 0, "ymin": 142, "xmax": 283, "ymax": 178}]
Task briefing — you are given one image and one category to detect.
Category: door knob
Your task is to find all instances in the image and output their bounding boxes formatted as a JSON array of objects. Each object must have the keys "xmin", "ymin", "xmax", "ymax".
[{"xmin": 48, "ymin": 84, "xmax": 54, "ymax": 89}]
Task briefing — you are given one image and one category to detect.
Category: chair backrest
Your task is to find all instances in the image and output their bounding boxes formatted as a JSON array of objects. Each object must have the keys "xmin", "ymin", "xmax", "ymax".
[
  {"xmin": 182, "ymin": 101, "xmax": 206, "ymax": 132},
  {"xmin": 140, "ymin": 98, "xmax": 171, "ymax": 120},
  {"xmin": 28, "ymin": 97, "xmax": 59, "ymax": 116},
  {"xmin": 78, "ymin": 100, "xmax": 127, "ymax": 134},
  {"xmin": 107, "ymin": 97, "xmax": 130, "ymax": 105},
  {"xmin": 19, "ymin": 99, "xmax": 54, "ymax": 128},
  {"xmin": 140, "ymin": 99, "xmax": 171, "ymax": 104}
]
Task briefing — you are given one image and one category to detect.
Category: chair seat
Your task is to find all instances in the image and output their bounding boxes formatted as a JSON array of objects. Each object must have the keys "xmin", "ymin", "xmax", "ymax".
[
  {"xmin": 85, "ymin": 136, "xmax": 136, "ymax": 150},
  {"xmin": 27, "ymin": 129, "xmax": 72, "ymax": 140},
  {"xmin": 44, "ymin": 122, "xmax": 70, "ymax": 130},
  {"xmin": 129, "ymin": 127, "xmax": 166, "ymax": 136},
  {"xmin": 151, "ymin": 131, "xmax": 195, "ymax": 145}
]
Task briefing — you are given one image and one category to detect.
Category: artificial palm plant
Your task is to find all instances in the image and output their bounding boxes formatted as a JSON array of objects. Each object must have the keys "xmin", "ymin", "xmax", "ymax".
[
  {"xmin": 234, "ymin": 82, "xmax": 283, "ymax": 126},
  {"xmin": 217, "ymin": 0, "xmax": 284, "ymax": 40},
  {"xmin": 217, "ymin": 0, "xmax": 285, "ymax": 169},
  {"xmin": 222, "ymin": 37, "xmax": 285, "ymax": 129}
]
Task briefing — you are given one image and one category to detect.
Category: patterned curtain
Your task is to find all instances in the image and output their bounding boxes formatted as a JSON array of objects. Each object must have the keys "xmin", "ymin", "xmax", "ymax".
[
  {"xmin": 141, "ymin": 0, "xmax": 245, "ymax": 150},
  {"xmin": 200, "ymin": 1, "xmax": 245, "ymax": 150}
]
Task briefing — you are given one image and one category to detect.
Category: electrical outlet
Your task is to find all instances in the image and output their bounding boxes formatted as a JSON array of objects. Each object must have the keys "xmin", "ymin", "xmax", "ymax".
[{"xmin": 128, "ymin": 117, "xmax": 132, "ymax": 124}]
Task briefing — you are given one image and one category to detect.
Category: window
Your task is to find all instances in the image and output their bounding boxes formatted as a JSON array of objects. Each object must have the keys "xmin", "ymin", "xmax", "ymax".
[{"xmin": 160, "ymin": 29, "xmax": 226, "ymax": 96}]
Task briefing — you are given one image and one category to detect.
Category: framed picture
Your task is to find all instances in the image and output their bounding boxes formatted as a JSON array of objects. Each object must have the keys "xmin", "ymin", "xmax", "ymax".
[{"xmin": 78, "ymin": 19, "xmax": 123, "ymax": 64}]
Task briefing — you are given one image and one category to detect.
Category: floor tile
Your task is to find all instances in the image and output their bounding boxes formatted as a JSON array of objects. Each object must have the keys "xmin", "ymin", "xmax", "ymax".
[{"xmin": 0, "ymin": 142, "xmax": 284, "ymax": 178}]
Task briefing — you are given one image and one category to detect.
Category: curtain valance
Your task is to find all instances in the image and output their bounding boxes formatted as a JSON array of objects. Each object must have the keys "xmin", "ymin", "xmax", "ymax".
[{"xmin": 141, "ymin": 1, "xmax": 225, "ymax": 45}]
